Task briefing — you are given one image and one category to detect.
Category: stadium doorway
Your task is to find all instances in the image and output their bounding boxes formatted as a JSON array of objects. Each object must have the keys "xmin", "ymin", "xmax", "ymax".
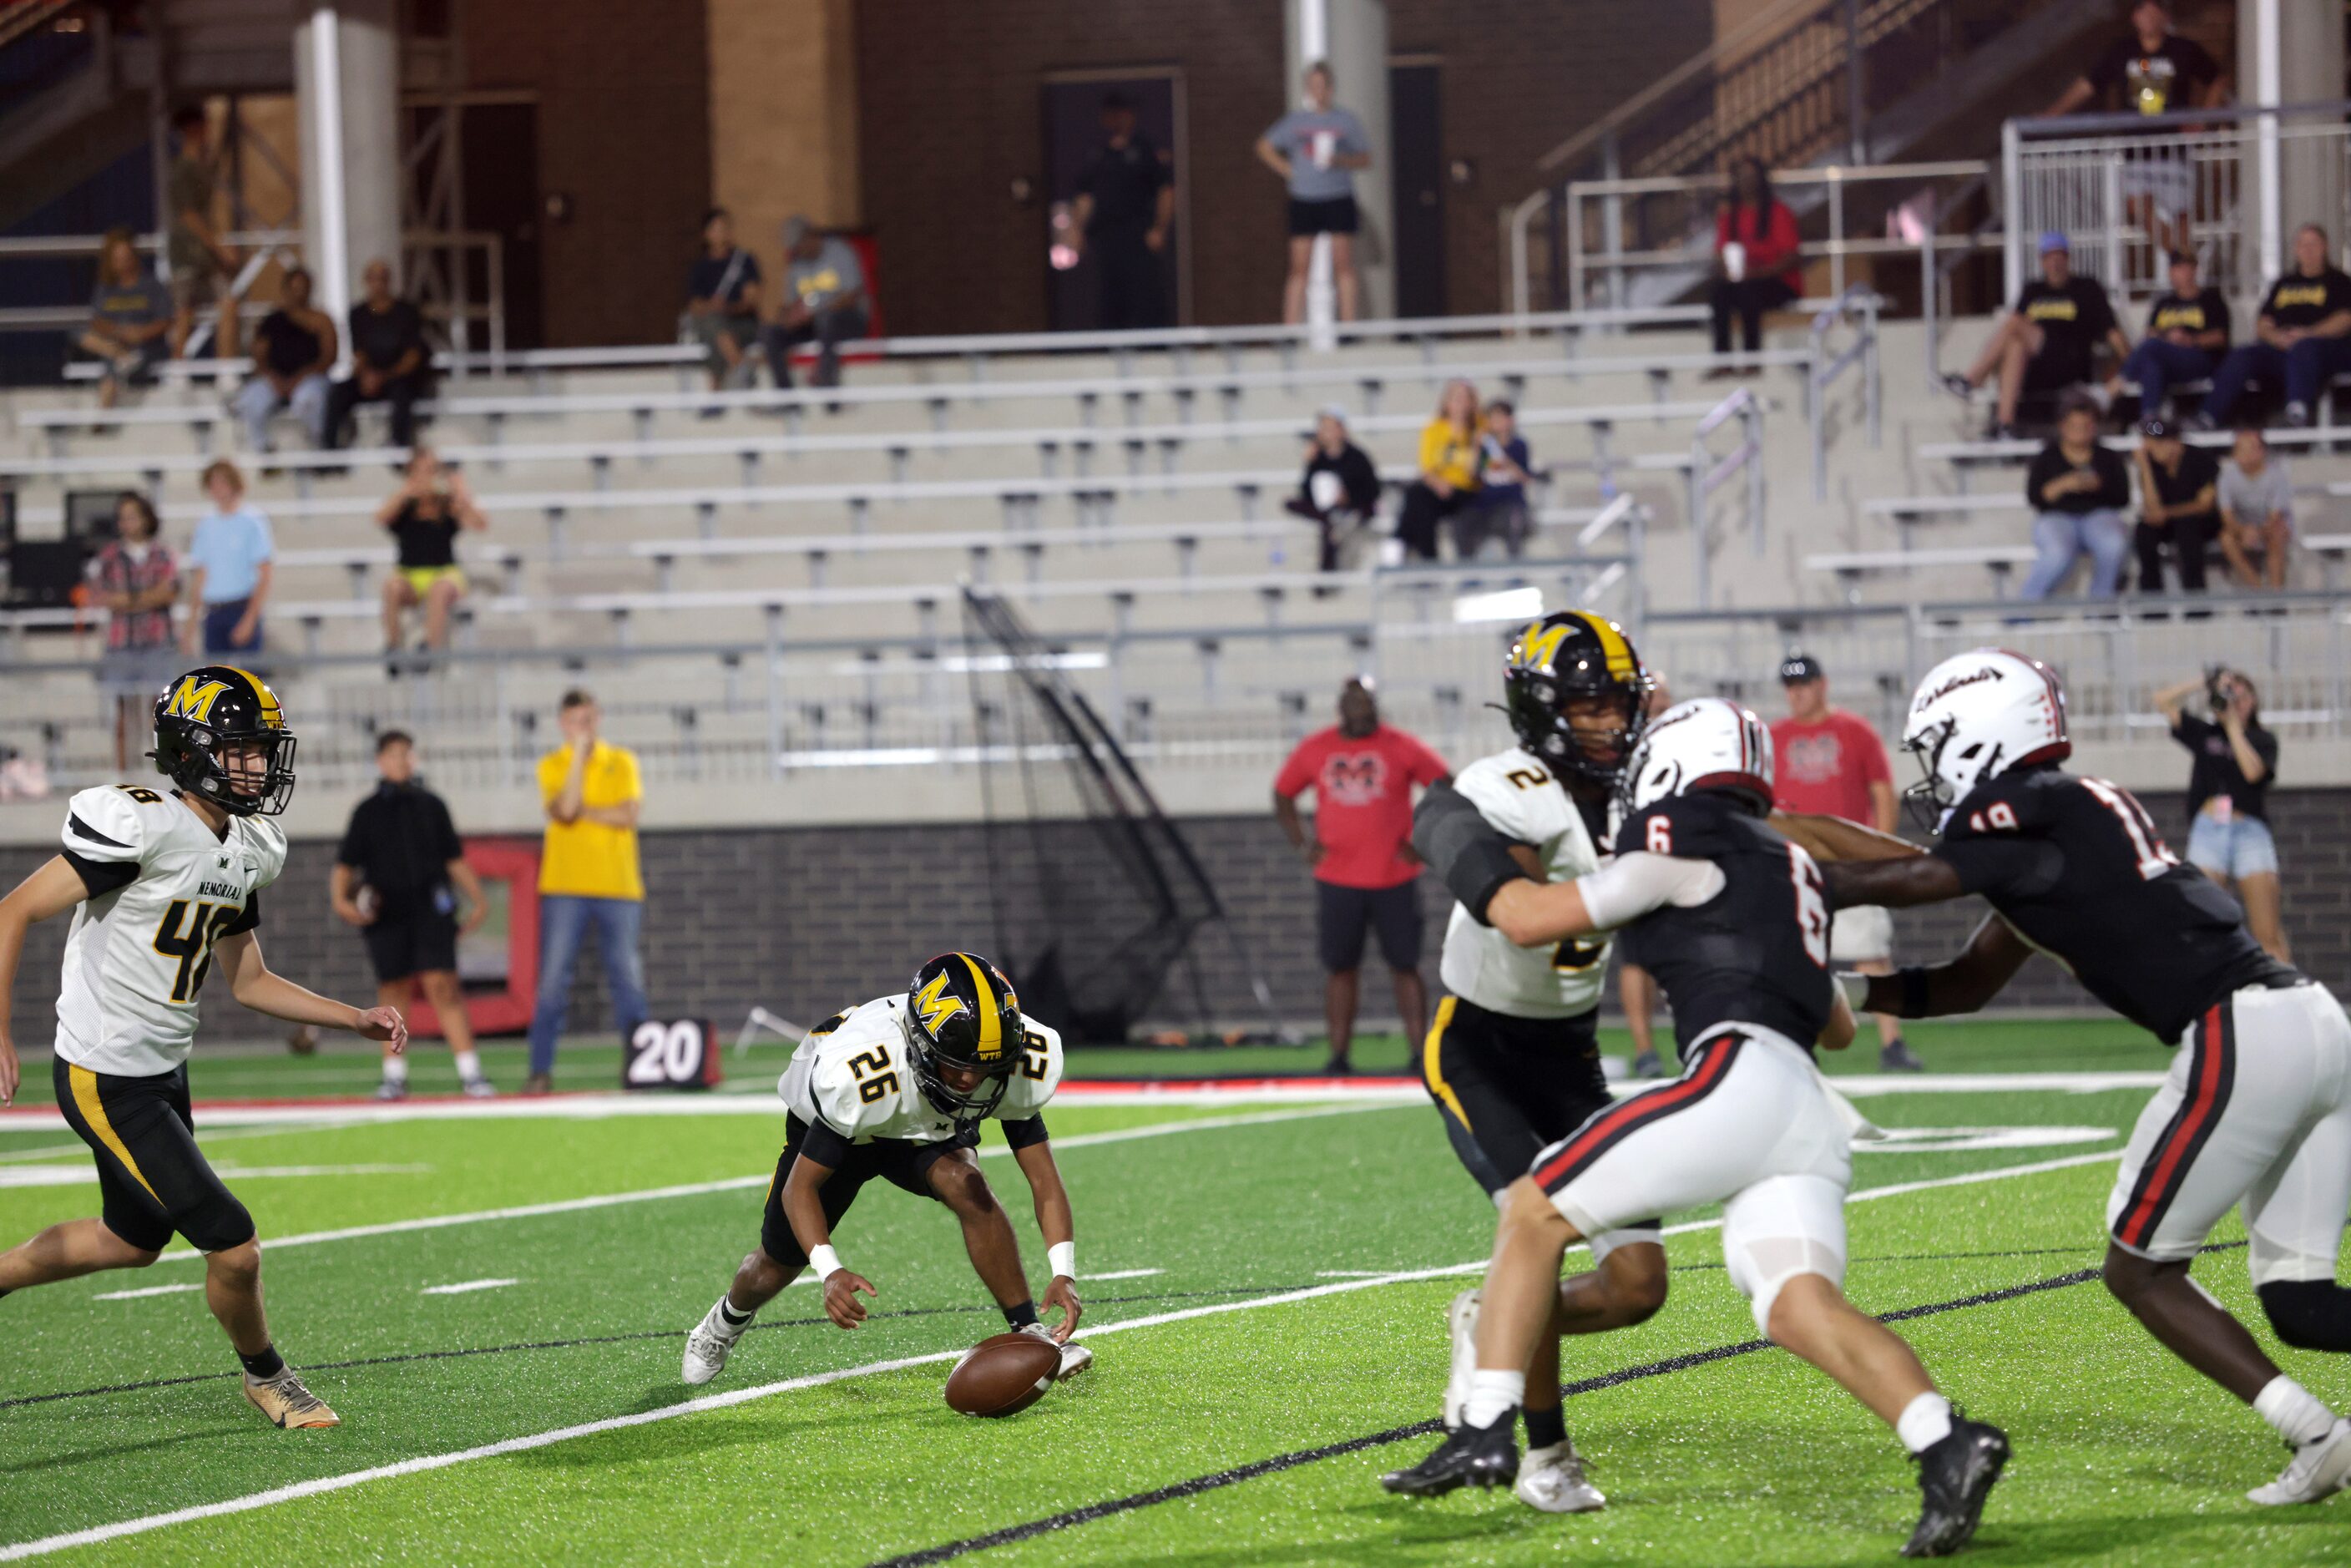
[
  {"xmin": 1042, "ymin": 70, "xmax": 1189, "ymax": 331},
  {"xmin": 1388, "ymin": 58, "xmax": 1444, "ymax": 320}
]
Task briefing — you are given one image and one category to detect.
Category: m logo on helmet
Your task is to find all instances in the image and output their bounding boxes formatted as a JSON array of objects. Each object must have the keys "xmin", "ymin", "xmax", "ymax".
[
  {"xmin": 913, "ymin": 970, "xmax": 966, "ymax": 1035},
  {"xmin": 163, "ymin": 677, "xmax": 230, "ymax": 725}
]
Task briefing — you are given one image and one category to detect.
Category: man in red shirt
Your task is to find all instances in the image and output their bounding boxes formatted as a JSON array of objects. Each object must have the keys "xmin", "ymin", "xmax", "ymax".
[
  {"xmin": 1274, "ymin": 679, "xmax": 1450, "ymax": 1073},
  {"xmin": 1771, "ymin": 654, "xmax": 1923, "ymax": 1071}
]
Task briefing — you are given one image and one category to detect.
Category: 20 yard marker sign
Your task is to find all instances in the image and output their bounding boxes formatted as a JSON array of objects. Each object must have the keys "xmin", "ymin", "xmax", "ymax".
[{"xmin": 623, "ymin": 1019, "xmax": 722, "ymax": 1090}]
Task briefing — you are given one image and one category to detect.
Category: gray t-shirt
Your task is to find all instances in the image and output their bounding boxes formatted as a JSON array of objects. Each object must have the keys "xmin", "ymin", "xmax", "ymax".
[
  {"xmin": 785, "ymin": 238, "xmax": 866, "ymax": 316},
  {"xmin": 1263, "ymin": 108, "xmax": 1370, "ymax": 202},
  {"xmin": 90, "ymin": 272, "xmax": 170, "ymax": 331},
  {"xmin": 2220, "ymin": 457, "xmax": 2293, "ymax": 531}
]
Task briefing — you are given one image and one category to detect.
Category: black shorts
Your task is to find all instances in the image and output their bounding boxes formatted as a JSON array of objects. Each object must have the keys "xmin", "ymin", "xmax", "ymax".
[
  {"xmin": 1423, "ymin": 997, "xmax": 1655, "ymax": 1223},
  {"xmin": 758, "ymin": 1113, "xmax": 980, "ymax": 1269},
  {"xmin": 53, "ymin": 1055, "xmax": 255, "ymax": 1254},
  {"xmin": 1288, "ymin": 195, "xmax": 1359, "ymax": 236},
  {"xmin": 361, "ymin": 908, "xmax": 458, "ymax": 984},
  {"xmin": 2023, "ymin": 342, "xmax": 2093, "ymax": 394},
  {"xmin": 1317, "ymin": 879, "xmax": 1423, "ymax": 974}
]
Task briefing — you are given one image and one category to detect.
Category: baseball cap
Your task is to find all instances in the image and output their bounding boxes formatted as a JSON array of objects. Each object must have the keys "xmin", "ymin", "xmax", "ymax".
[
  {"xmin": 1317, "ymin": 402, "xmax": 1349, "ymax": 423},
  {"xmin": 2038, "ymin": 231, "xmax": 2070, "ymax": 257},
  {"xmin": 1779, "ymin": 653, "xmax": 1824, "ymax": 685}
]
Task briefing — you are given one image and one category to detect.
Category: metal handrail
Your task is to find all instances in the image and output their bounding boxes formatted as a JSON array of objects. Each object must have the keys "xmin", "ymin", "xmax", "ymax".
[{"xmin": 1685, "ymin": 387, "xmax": 1766, "ymax": 609}]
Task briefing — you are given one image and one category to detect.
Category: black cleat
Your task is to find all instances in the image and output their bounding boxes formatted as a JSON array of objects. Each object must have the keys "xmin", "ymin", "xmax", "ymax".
[
  {"xmin": 1382, "ymin": 1410, "xmax": 1520, "ymax": 1497},
  {"xmin": 1878, "ymin": 1039, "xmax": 1926, "ymax": 1074},
  {"xmin": 1631, "ymin": 1049, "xmax": 1666, "ymax": 1080},
  {"xmin": 1902, "ymin": 1415, "xmax": 2010, "ymax": 1557}
]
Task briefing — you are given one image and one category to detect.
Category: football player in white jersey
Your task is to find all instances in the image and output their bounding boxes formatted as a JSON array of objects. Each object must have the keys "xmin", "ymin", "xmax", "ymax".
[
  {"xmin": 681, "ymin": 951, "xmax": 1090, "ymax": 1385},
  {"xmin": 1408, "ymin": 610, "xmax": 1670, "ymax": 1513},
  {"xmin": 0, "ymin": 667, "xmax": 407, "ymax": 1429}
]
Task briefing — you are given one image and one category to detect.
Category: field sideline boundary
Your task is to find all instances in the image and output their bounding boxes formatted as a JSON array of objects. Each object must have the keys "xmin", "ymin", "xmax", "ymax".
[{"xmin": 0, "ymin": 1148, "xmax": 2125, "ymax": 1561}]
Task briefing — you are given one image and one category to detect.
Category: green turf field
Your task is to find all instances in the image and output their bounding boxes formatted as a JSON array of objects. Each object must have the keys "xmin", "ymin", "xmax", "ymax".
[{"xmin": 1, "ymin": 1021, "xmax": 2343, "ymax": 1564}]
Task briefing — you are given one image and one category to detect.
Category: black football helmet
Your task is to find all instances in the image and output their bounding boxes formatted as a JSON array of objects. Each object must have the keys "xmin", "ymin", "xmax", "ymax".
[
  {"xmin": 902, "ymin": 952, "xmax": 1026, "ymax": 1127},
  {"xmin": 149, "ymin": 665, "xmax": 297, "ymax": 817},
  {"xmin": 1501, "ymin": 610, "xmax": 1651, "ymax": 789}
]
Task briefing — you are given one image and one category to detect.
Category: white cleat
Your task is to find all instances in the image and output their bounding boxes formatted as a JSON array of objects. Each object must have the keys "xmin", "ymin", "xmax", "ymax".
[
  {"xmin": 1515, "ymin": 1439, "xmax": 1607, "ymax": 1513},
  {"xmin": 2250, "ymin": 1418, "xmax": 2351, "ymax": 1505},
  {"xmin": 461, "ymin": 1076, "xmax": 498, "ymax": 1099},
  {"xmin": 681, "ymin": 1298, "xmax": 746, "ymax": 1386},
  {"xmin": 1019, "ymin": 1320, "xmax": 1094, "ymax": 1380},
  {"xmin": 1443, "ymin": 1287, "xmax": 1480, "ymax": 1430}
]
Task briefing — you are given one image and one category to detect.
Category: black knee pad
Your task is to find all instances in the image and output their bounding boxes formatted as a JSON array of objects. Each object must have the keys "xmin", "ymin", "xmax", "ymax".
[{"xmin": 2257, "ymin": 1278, "xmax": 2351, "ymax": 1353}]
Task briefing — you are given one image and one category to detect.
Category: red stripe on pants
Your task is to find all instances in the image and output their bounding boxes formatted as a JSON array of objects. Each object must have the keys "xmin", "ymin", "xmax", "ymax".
[
  {"xmin": 2118, "ymin": 1002, "xmax": 2227, "ymax": 1247},
  {"xmin": 1533, "ymin": 1034, "xmax": 1737, "ymax": 1189}
]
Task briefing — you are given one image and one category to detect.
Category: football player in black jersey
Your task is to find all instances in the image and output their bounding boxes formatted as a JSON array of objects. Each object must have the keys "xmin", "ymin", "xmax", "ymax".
[
  {"xmin": 1800, "ymin": 648, "xmax": 2351, "ymax": 1507},
  {"xmin": 1389, "ymin": 699, "xmax": 2010, "ymax": 1558}
]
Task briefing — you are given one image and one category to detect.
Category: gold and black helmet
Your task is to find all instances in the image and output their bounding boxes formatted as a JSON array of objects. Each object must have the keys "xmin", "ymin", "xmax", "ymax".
[
  {"xmin": 1500, "ymin": 611, "xmax": 1651, "ymax": 789},
  {"xmin": 903, "ymin": 952, "xmax": 1026, "ymax": 1125},
  {"xmin": 150, "ymin": 665, "xmax": 297, "ymax": 817}
]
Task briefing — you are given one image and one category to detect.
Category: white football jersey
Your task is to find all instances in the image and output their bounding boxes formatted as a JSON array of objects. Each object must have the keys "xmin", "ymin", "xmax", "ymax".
[
  {"xmin": 1438, "ymin": 747, "xmax": 1611, "ymax": 1018},
  {"xmin": 53, "ymin": 784, "xmax": 288, "ymax": 1077},
  {"xmin": 777, "ymin": 994, "xmax": 1064, "ymax": 1146}
]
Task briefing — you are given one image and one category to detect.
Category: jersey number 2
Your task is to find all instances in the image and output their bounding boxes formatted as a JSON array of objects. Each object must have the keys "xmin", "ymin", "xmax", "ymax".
[
  {"xmin": 153, "ymin": 899, "xmax": 240, "ymax": 1004},
  {"xmin": 1787, "ymin": 847, "xmax": 1831, "ymax": 969}
]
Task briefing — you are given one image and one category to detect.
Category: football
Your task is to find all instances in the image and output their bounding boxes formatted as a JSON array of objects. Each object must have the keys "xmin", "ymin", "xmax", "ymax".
[{"xmin": 943, "ymin": 1333, "xmax": 1063, "ymax": 1418}]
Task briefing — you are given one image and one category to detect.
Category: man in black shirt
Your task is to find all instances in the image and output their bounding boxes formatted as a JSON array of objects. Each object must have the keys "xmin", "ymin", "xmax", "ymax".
[
  {"xmin": 1283, "ymin": 404, "xmax": 1383, "ymax": 569},
  {"xmin": 1945, "ymin": 234, "xmax": 2129, "ymax": 438},
  {"xmin": 2198, "ymin": 224, "xmax": 2351, "ymax": 429},
  {"xmin": 1797, "ymin": 649, "xmax": 2351, "ymax": 1509},
  {"xmin": 1069, "ymin": 94, "xmax": 1175, "ymax": 331},
  {"xmin": 2021, "ymin": 397, "xmax": 2133, "ymax": 599},
  {"xmin": 230, "ymin": 267, "xmax": 336, "ymax": 452},
  {"xmin": 2130, "ymin": 417, "xmax": 2219, "ymax": 594},
  {"xmin": 2156, "ymin": 669, "xmax": 2288, "ymax": 961},
  {"xmin": 2117, "ymin": 251, "xmax": 2230, "ymax": 417},
  {"xmin": 332, "ymin": 731, "xmax": 492, "ymax": 1100},
  {"xmin": 684, "ymin": 207, "xmax": 762, "ymax": 394},
  {"xmin": 2043, "ymin": 2, "xmax": 2224, "ymax": 258},
  {"xmin": 327, "ymin": 259, "xmax": 432, "ymax": 450}
]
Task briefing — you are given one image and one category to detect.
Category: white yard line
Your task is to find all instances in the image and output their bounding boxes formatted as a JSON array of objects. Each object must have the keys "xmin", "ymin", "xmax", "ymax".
[
  {"xmin": 420, "ymin": 1279, "xmax": 519, "ymax": 1297},
  {"xmin": 0, "ymin": 1163, "xmax": 430, "ymax": 1191},
  {"xmin": 90, "ymin": 1282, "xmax": 205, "ymax": 1302},
  {"xmin": 0, "ymin": 1146, "xmax": 2128, "ymax": 1561},
  {"xmin": 1085, "ymin": 1269, "xmax": 1164, "ymax": 1282}
]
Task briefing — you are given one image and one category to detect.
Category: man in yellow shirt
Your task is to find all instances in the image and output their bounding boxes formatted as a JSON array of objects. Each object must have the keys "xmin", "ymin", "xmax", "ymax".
[{"xmin": 524, "ymin": 690, "xmax": 647, "ymax": 1094}]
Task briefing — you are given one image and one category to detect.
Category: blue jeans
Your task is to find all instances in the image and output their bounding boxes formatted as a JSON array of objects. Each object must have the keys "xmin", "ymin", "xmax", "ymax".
[
  {"xmin": 2204, "ymin": 336, "xmax": 2351, "ymax": 424},
  {"xmin": 2121, "ymin": 338, "xmax": 2217, "ymax": 414},
  {"xmin": 526, "ymin": 894, "xmax": 648, "ymax": 1076},
  {"xmin": 2021, "ymin": 508, "xmax": 2129, "ymax": 600},
  {"xmin": 231, "ymin": 372, "xmax": 331, "ymax": 450},
  {"xmin": 201, "ymin": 598, "xmax": 261, "ymax": 656}
]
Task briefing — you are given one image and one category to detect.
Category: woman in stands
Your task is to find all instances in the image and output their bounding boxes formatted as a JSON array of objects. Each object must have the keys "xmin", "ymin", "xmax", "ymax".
[
  {"xmin": 1708, "ymin": 157, "xmax": 1802, "ymax": 372},
  {"xmin": 378, "ymin": 448, "xmax": 487, "ymax": 662},
  {"xmin": 1394, "ymin": 379, "xmax": 1483, "ymax": 561}
]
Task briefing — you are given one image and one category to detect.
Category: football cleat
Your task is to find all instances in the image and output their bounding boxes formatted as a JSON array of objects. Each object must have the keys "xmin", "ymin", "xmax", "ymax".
[
  {"xmin": 1019, "ymin": 1320, "xmax": 1093, "ymax": 1380},
  {"xmin": 681, "ymin": 1297, "xmax": 745, "ymax": 1386},
  {"xmin": 1383, "ymin": 1409, "xmax": 1520, "ymax": 1496},
  {"xmin": 462, "ymin": 1076, "xmax": 498, "ymax": 1100},
  {"xmin": 244, "ymin": 1370, "xmax": 339, "ymax": 1429},
  {"xmin": 1442, "ymin": 1289, "xmax": 1480, "ymax": 1430},
  {"xmin": 1514, "ymin": 1439, "xmax": 1606, "ymax": 1513},
  {"xmin": 1878, "ymin": 1039, "xmax": 1927, "ymax": 1074},
  {"xmin": 2249, "ymin": 1417, "xmax": 2351, "ymax": 1506},
  {"xmin": 1902, "ymin": 1414, "xmax": 2010, "ymax": 1557},
  {"xmin": 373, "ymin": 1080, "xmax": 407, "ymax": 1102},
  {"xmin": 1630, "ymin": 1049, "xmax": 1666, "ymax": 1080}
]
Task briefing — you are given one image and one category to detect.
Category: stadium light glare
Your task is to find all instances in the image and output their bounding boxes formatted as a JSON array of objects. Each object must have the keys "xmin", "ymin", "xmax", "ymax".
[{"xmin": 1452, "ymin": 586, "xmax": 1544, "ymax": 624}]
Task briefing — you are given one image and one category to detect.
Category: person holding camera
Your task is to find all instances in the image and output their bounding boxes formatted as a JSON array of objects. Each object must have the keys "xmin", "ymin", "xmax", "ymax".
[{"xmin": 2156, "ymin": 669, "xmax": 2289, "ymax": 961}]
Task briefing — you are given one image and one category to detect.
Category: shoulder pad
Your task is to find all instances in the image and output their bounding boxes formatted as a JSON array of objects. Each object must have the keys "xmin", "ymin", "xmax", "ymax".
[
  {"xmin": 1002, "ymin": 1016, "xmax": 1066, "ymax": 1117},
  {"xmin": 237, "ymin": 817, "xmax": 289, "ymax": 888},
  {"xmin": 1451, "ymin": 751, "xmax": 1561, "ymax": 843},
  {"xmin": 63, "ymin": 785, "xmax": 159, "ymax": 865}
]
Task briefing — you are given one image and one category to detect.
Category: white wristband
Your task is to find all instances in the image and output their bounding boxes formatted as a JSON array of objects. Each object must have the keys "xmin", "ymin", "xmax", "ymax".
[
  {"xmin": 809, "ymin": 1244, "xmax": 843, "ymax": 1282},
  {"xmin": 1837, "ymin": 972, "xmax": 1870, "ymax": 1010},
  {"xmin": 1048, "ymin": 1242, "xmax": 1076, "ymax": 1281}
]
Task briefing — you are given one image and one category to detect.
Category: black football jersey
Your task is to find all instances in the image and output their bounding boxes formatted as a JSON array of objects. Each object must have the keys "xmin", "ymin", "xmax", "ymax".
[
  {"xmin": 1615, "ymin": 791, "xmax": 1838, "ymax": 1057},
  {"xmin": 1933, "ymin": 766, "xmax": 2297, "ymax": 1042}
]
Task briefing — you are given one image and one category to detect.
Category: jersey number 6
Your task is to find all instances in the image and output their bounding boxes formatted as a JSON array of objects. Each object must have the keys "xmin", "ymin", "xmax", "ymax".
[{"xmin": 1787, "ymin": 846, "xmax": 1831, "ymax": 969}]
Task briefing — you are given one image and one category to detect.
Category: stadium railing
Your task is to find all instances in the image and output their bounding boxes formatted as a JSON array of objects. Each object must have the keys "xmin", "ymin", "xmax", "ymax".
[{"xmin": 1917, "ymin": 420, "xmax": 2351, "ymax": 489}]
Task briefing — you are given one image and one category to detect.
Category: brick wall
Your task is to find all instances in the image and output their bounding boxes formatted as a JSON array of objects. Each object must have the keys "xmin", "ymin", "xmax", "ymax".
[
  {"xmin": 852, "ymin": 0, "xmax": 1715, "ymax": 333},
  {"xmin": 9, "ymin": 787, "xmax": 2351, "ymax": 1050}
]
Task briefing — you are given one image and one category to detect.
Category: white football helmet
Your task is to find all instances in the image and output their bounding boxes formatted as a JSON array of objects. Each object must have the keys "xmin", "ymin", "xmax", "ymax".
[
  {"xmin": 1902, "ymin": 648, "xmax": 2070, "ymax": 829},
  {"xmin": 1616, "ymin": 696, "xmax": 1775, "ymax": 817}
]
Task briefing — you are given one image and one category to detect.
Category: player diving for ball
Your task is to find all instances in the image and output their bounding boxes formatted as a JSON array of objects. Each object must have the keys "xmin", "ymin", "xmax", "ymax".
[
  {"xmin": 1389, "ymin": 697, "xmax": 2010, "ymax": 1558},
  {"xmin": 1794, "ymin": 649, "xmax": 2351, "ymax": 1508},
  {"xmin": 1408, "ymin": 610, "xmax": 1674, "ymax": 1514},
  {"xmin": 682, "ymin": 952, "xmax": 1090, "ymax": 1384},
  {"xmin": 0, "ymin": 666, "xmax": 408, "ymax": 1429}
]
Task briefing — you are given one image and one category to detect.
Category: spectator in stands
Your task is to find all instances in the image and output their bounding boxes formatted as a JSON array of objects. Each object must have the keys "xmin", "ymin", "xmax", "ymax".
[
  {"xmin": 2131, "ymin": 417, "xmax": 2220, "ymax": 598},
  {"xmin": 180, "ymin": 459, "xmax": 274, "ymax": 656},
  {"xmin": 1394, "ymin": 379, "xmax": 1481, "ymax": 561},
  {"xmin": 2194, "ymin": 225, "xmax": 2351, "ymax": 431},
  {"xmin": 327, "ymin": 259, "xmax": 432, "ymax": 451},
  {"xmin": 2217, "ymin": 426, "xmax": 2293, "ymax": 589},
  {"xmin": 86, "ymin": 492, "xmax": 179, "ymax": 770},
  {"xmin": 2116, "ymin": 250, "xmax": 2230, "ymax": 417},
  {"xmin": 684, "ymin": 207, "xmax": 762, "ymax": 395},
  {"xmin": 1070, "ymin": 92, "xmax": 1175, "ymax": 331},
  {"xmin": 333, "ymin": 730, "xmax": 493, "ymax": 1100},
  {"xmin": 526, "ymin": 689, "xmax": 648, "ymax": 1095},
  {"xmin": 763, "ymin": 216, "xmax": 868, "ymax": 391},
  {"xmin": 1945, "ymin": 233, "xmax": 2129, "ymax": 439},
  {"xmin": 1272, "ymin": 678, "xmax": 1449, "ymax": 1074},
  {"xmin": 1285, "ymin": 403, "xmax": 1383, "ymax": 570},
  {"xmin": 165, "ymin": 105, "xmax": 237, "ymax": 360},
  {"xmin": 1771, "ymin": 653, "xmax": 1922, "ymax": 1072},
  {"xmin": 230, "ymin": 266, "xmax": 336, "ymax": 453},
  {"xmin": 1455, "ymin": 399, "xmax": 1535, "ymax": 559},
  {"xmin": 379, "ymin": 448, "xmax": 487, "ymax": 659},
  {"xmin": 2156, "ymin": 668, "xmax": 2288, "ymax": 961},
  {"xmin": 2021, "ymin": 394, "xmax": 2132, "ymax": 599},
  {"xmin": 1256, "ymin": 60, "xmax": 1372, "ymax": 326},
  {"xmin": 77, "ymin": 229, "xmax": 170, "ymax": 409},
  {"xmin": 1707, "ymin": 156, "xmax": 1801, "ymax": 370},
  {"xmin": 2043, "ymin": 1, "xmax": 2225, "ymax": 260}
]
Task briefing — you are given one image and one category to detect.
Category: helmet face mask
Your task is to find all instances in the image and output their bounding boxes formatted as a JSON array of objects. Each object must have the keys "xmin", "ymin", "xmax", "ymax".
[
  {"xmin": 1502, "ymin": 612, "xmax": 1651, "ymax": 792},
  {"xmin": 902, "ymin": 953, "xmax": 1025, "ymax": 1128},
  {"xmin": 1899, "ymin": 649, "xmax": 2070, "ymax": 837},
  {"xmin": 149, "ymin": 667, "xmax": 297, "ymax": 817}
]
